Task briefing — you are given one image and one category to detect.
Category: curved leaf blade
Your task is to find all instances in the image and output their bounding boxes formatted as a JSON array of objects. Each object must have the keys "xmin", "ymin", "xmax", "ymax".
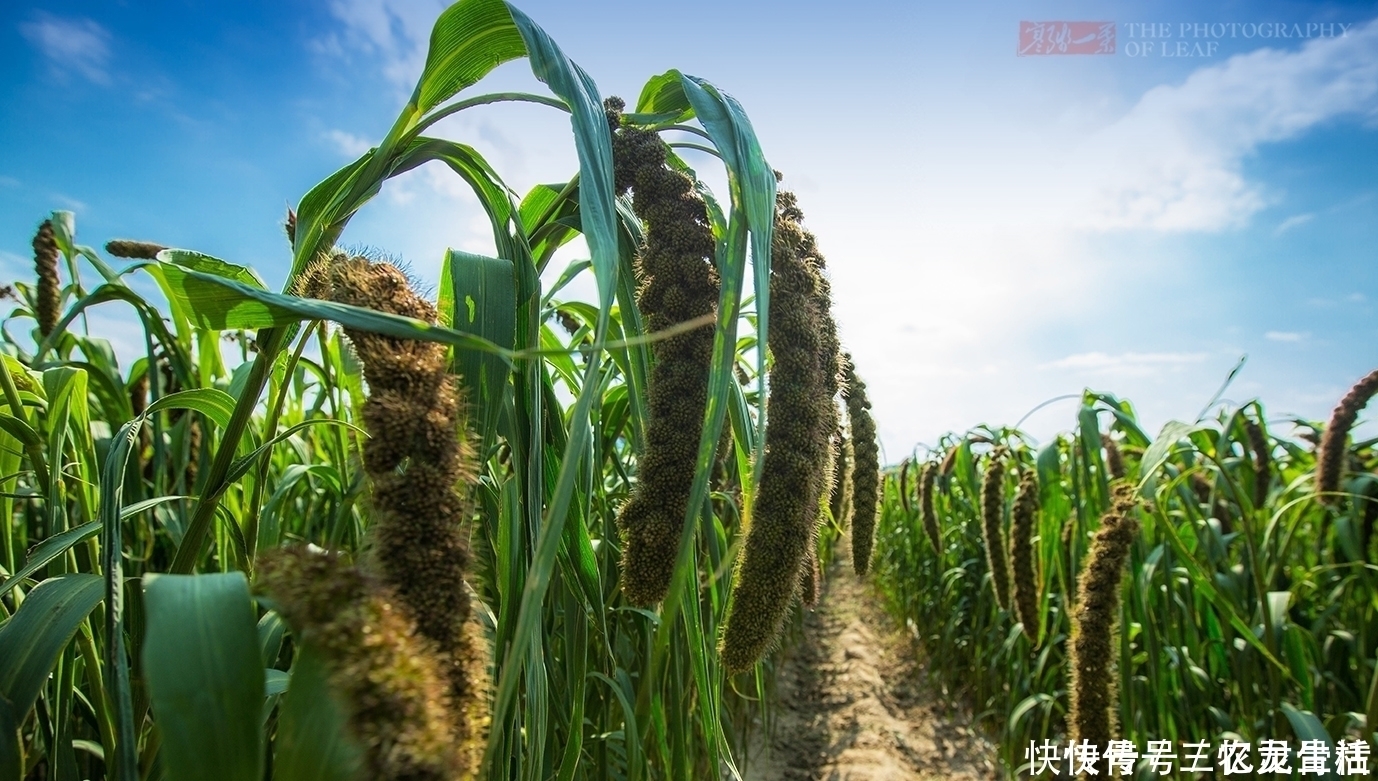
[
  {"xmin": 0, "ymin": 574, "xmax": 103, "ymax": 723},
  {"xmin": 142, "ymin": 573, "xmax": 264, "ymax": 781}
]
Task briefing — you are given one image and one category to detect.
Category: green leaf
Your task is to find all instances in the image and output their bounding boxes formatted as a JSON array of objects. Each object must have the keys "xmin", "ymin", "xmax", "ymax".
[
  {"xmin": 439, "ymin": 249, "xmax": 516, "ymax": 452},
  {"xmin": 1139, "ymin": 420, "xmax": 1198, "ymax": 491},
  {"xmin": 1282, "ymin": 625, "xmax": 1315, "ymax": 711},
  {"xmin": 0, "ymin": 521, "xmax": 100, "ymax": 594},
  {"xmin": 142, "ymin": 573, "xmax": 264, "ymax": 781},
  {"xmin": 147, "ymin": 388, "xmax": 239, "ymax": 432},
  {"xmin": 273, "ymin": 642, "xmax": 363, "ymax": 781},
  {"xmin": 415, "ymin": 0, "xmax": 527, "ymax": 112},
  {"xmin": 0, "ymin": 574, "xmax": 103, "ymax": 728},
  {"xmin": 159, "ymin": 249, "xmax": 268, "ymax": 289},
  {"xmin": 505, "ymin": 3, "xmax": 618, "ymax": 316},
  {"xmin": 0, "ymin": 697, "xmax": 19, "ymax": 781},
  {"xmin": 1281, "ymin": 703, "xmax": 1339, "ymax": 781},
  {"xmin": 145, "ymin": 259, "xmax": 512, "ymax": 358},
  {"xmin": 673, "ymin": 72, "xmax": 776, "ymax": 471},
  {"xmin": 634, "ymin": 72, "xmax": 693, "ymax": 121}
]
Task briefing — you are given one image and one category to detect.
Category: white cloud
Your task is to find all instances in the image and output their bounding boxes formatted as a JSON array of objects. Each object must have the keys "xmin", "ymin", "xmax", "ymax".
[
  {"xmin": 1080, "ymin": 21, "xmax": 1378, "ymax": 231},
  {"xmin": 51, "ymin": 193, "xmax": 88, "ymax": 213},
  {"xmin": 303, "ymin": 2, "xmax": 1378, "ymax": 456},
  {"xmin": 919, "ymin": 19, "xmax": 1378, "ymax": 234},
  {"xmin": 324, "ymin": 129, "xmax": 375, "ymax": 158},
  {"xmin": 318, "ymin": 0, "xmax": 449, "ymax": 89},
  {"xmin": 1274, "ymin": 213, "xmax": 1314, "ymax": 235},
  {"xmin": 20, "ymin": 13, "xmax": 112, "ymax": 85},
  {"xmin": 1265, "ymin": 330, "xmax": 1306, "ymax": 342},
  {"xmin": 1041, "ymin": 351, "xmax": 1210, "ymax": 375}
]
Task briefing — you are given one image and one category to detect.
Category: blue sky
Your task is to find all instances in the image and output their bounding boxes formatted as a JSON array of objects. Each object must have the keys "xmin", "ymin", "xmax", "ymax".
[{"xmin": 2, "ymin": 0, "xmax": 1376, "ymax": 459}]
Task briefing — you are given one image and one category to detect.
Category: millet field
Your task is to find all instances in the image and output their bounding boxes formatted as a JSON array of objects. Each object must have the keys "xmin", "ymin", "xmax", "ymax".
[{"xmin": 1, "ymin": 1, "xmax": 1375, "ymax": 780}]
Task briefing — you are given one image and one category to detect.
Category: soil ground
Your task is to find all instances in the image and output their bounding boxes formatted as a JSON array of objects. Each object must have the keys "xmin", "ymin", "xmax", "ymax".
[{"xmin": 742, "ymin": 539, "xmax": 998, "ymax": 781}]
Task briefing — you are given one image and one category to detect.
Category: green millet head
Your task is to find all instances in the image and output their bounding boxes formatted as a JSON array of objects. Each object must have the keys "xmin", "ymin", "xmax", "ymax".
[
  {"xmin": 1009, "ymin": 470, "xmax": 1040, "ymax": 640},
  {"xmin": 920, "ymin": 461, "xmax": 941, "ymax": 554},
  {"xmin": 256, "ymin": 547, "xmax": 465, "ymax": 781},
  {"xmin": 605, "ymin": 97, "xmax": 721, "ymax": 606},
  {"xmin": 1067, "ymin": 485, "xmax": 1140, "ymax": 759},
  {"xmin": 1317, "ymin": 368, "xmax": 1378, "ymax": 503},
  {"xmin": 105, "ymin": 240, "xmax": 167, "ymax": 260},
  {"xmin": 720, "ymin": 184, "xmax": 839, "ymax": 672},
  {"xmin": 842, "ymin": 355, "xmax": 881, "ymax": 576},
  {"xmin": 32, "ymin": 219, "xmax": 60, "ymax": 338},
  {"xmin": 980, "ymin": 450, "xmax": 1011, "ymax": 611}
]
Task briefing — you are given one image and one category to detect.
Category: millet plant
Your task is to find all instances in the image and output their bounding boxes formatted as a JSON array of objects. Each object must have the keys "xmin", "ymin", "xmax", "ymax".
[
  {"xmin": 872, "ymin": 386, "xmax": 1378, "ymax": 776},
  {"xmin": 0, "ymin": 1, "xmax": 875, "ymax": 778}
]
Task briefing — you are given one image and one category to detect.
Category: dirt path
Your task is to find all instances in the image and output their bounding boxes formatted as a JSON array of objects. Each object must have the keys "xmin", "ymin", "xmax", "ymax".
[{"xmin": 743, "ymin": 540, "xmax": 997, "ymax": 781}]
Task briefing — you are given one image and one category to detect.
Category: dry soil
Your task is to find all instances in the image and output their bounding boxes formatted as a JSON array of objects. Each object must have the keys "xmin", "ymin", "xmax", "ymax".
[{"xmin": 742, "ymin": 539, "xmax": 998, "ymax": 781}]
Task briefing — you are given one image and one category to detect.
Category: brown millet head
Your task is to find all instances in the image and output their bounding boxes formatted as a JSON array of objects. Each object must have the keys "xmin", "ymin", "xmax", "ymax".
[
  {"xmin": 1010, "ymin": 470, "xmax": 1041, "ymax": 640},
  {"xmin": 720, "ymin": 186, "xmax": 837, "ymax": 673},
  {"xmin": 181, "ymin": 416, "xmax": 202, "ymax": 491},
  {"xmin": 1101, "ymin": 434, "xmax": 1125, "ymax": 480},
  {"xmin": 980, "ymin": 451, "xmax": 1011, "ymax": 611},
  {"xmin": 938, "ymin": 446, "xmax": 959, "ymax": 495},
  {"xmin": 556, "ymin": 309, "xmax": 583, "ymax": 336},
  {"xmin": 920, "ymin": 460, "xmax": 941, "ymax": 554},
  {"xmin": 256, "ymin": 547, "xmax": 468, "ymax": 781},
  {"xmin": 1244, "ymin": 417, "xmax": 1271, "ymax": 508},
  {"xmin": 604, "ymin": 97, "xmax": 721, "ymax": 606},
  {"xmin": 1190, "ymin": 471, "xmax": 1213, "ymax": 507},
  {"xmin": 802, "ymin": 415, "xmax": 841, "ymax": 611},
  {"xmin": 1316, "ymin": 368, "xmax": 1378, "ymax": 502},
  {"xmin": 105, "ymin": 240, "xmax": 167, "ymax": 260},
  {"xmin": 829, "ymin": 429, "xmax": 854, "ymax": 524},
  {"xmin": 842, "ymin": 354, "xmax": 881, "ymax": 576},
  {"xmin": 309, "ymin": 252, "xmax": 481, "ymax": 723},
  {"xmin": 129, "ymin": 371, "xmax": 149, "ymax": 420},
  {"xmin": 939, "ymin": 447, "xmax": 958, "ymax": 477},
  {"xmin": 285, "ymin": 207, "xmax": 297, "ymax": 246},
  {"xmin": 32, "ymin": 219, "xmax": 61, "ymax": 338},
  {"xmin": 1067, "ymin": 485, "xmax": 1140, "ymax": 755}
]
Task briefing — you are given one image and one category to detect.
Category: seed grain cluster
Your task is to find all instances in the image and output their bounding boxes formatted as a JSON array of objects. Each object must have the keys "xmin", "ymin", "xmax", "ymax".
[
  {"xmin": 1009, "ymin": 470, "xmax": 1040, "ymax": 639},
  {"xmin": 843, "ymin": 356, "xmax": 880, "ymax": 575},
  {"xmin": 1067, "ymin": 485, "xmax": 1140, "ymax": 759},
  {"xmin": 32, "ymin": 220, "xmax": 60, "ymax": 338},
  {"xmin": 605, "ymin": 98, "xmax": 720, "ymax": 606},
  {"xmin": 258, "ymin": 548, "xmax": 464, "ymax": 781},
  {"xmin": 1316, "ymin": 368, "xmax": 1378, "ymax": 502},
  {"xmin": 299, "ymin": 253, "xmax": 488, "ymax": 775},
  {"xmin": 720, "ymin": 186, "xmax": 841, "ymax": 672},
  {"xmin": 919, "ymin": 460, "xmax": 940, "ymax": 554},
  {"xmin": 980, "ymin": 452, "xmax": 1011, "ymax": 611}
]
